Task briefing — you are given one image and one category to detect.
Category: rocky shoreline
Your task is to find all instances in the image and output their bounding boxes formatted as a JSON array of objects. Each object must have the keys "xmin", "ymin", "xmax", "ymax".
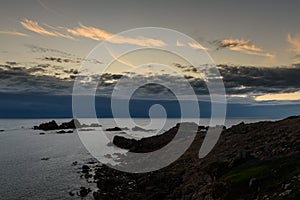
[
  {"xmin": 34, "ymin": 117, "xmax": 300, "ymax": 199},
  {"xmin": 87, "ymin": 117, "xmax": 299, "ymax": 199}
]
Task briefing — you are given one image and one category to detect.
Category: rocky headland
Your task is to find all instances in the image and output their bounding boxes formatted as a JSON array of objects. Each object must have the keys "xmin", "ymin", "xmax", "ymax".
[{"xmin": 88, "ymin": 116, "xmax": 300, "ymax": 200}]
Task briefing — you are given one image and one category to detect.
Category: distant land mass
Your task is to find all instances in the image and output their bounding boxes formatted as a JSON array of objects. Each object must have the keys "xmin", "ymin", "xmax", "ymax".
[{"xmin": 0, "ymin": 93, "xmax": 300, "ymax": 118}]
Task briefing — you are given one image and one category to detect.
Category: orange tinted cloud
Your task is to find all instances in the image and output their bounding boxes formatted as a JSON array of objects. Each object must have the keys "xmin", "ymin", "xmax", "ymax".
[
  {"xmin": 188, "ymin": 42, "xmax": 209, "ymax": 51},
  {"xmin": 0, "ymin": 30, "xmax": 28, "ymax": 37},
  {"xmin": 255, "ymin": 91, "xmax": 300, "ymax": 101},
  {"xmin": 20, "ymin": 19, "xmax": 166, "ymax": 47},
  {"xmin": 287, "ymin": 33, "xmax": 300, "ymax": 54},
  {"xmin": 215, "ymin": 38, "xmax": 275, "ymax": 58},
  {"xmin": 67, "ymin": 23, "xmax": 112, "ymax": 41},
  {"xmin": 20, "ymin": 19, "xmax": 75, "ymax": 40},
  {"xmin": 176, "ymin": 40, "xmax": 185, "ymax": 47},
  {"xmin": 67, "ymin": 23, "xmax": 166, "ymax": 47},
  {"xmin": 106, "ymin": 46, "xmax": 135, "ymax": 67},
  {"xmin": 176, "ymin": 40, "xmax": 209, "ymax": 50}
]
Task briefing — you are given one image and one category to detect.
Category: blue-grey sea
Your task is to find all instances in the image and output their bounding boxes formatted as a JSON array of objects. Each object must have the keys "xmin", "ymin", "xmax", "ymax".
[{"xmin": 0, "ymin": 118, "xmax": 278, "ymax": 200}]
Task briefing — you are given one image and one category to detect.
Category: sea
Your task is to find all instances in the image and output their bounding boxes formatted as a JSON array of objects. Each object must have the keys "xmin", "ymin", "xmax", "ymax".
[{"xmin": 0, "ymin": 118, "xmax": 278, "ymax": 200}]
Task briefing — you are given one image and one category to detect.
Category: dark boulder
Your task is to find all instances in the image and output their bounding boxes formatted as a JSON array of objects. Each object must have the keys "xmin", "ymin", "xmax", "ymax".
[
  {"xmin": 82, "ymin": 165, "xmax": 90, "ymax": 173},
  {"xmin": 72, "ymin": 161, "xmax": 78, "ymax": 166},
  {"xmin": 78, "ymin": 187, "xmax": 91, "ymax": 197}
]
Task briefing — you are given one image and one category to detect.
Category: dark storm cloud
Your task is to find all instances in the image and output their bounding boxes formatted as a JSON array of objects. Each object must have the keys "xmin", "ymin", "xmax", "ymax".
[
  {"xmin": 1, "ymin": 61, "xmax": 300, "ymax": 99},
  {"xmin": 0, "ymin": 65, "xmax": 73, "ymax": 94},
  {"xmin": 172, "ymin": 63, "xmax": 300, "ymax": 96},
  {"xmin": 218, "ymin": 64, "xmax": 300, "ymax": 95}
]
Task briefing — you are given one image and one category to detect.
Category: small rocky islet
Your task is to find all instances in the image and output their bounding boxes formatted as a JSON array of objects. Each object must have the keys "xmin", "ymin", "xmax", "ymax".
[{"xmin": 33, "ymin": 119, "xmax": 101, "ymax": 131}]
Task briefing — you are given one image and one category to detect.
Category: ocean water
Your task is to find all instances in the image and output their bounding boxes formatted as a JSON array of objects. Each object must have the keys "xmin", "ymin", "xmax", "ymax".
[{"xmin": 0, "ymin": 118, "xmax": 277, "ymax": 199}]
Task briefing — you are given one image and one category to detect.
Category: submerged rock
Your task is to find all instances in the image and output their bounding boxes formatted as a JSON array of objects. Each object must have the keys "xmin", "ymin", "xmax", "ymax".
[
  {"xmin": 82, "ymin": 165, "xmax": 90, "ymax": 173},
  {"xmin": 72, "ymin": 161, "xmax": 78, "ymax": 166}
]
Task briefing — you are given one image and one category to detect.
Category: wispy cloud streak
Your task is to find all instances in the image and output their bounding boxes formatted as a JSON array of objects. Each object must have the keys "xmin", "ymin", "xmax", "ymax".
[
  {"xmin": 20, "ymin": 19, "xmax": 165, "ymax": 47},
  {"xmin": 213, "ymin": 38, "xmax": 274, "ymax": 58},
  {"xmin": 0, "ymin": 30, "xmax": 28, "ymax": 37},
  {"xmin": 20, "ymin": 18, "xmax": 75, "ymax": 40},
  {"xmin": 67, "ymin": 23, "xmax": 166, "ymax": 46},
  {"xmin": 287, "ymin": 33, "xmax": 300, "ymax": 54}
]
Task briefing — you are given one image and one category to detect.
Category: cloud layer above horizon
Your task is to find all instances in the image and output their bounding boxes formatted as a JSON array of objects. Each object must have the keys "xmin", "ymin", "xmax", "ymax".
[{"xmin": 1, "ymin": 61, "xmax": 300, "ymax": 103}]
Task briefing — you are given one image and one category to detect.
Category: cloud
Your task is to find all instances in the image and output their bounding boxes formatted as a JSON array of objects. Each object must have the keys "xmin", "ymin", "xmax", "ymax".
[
  {"xmin": 19, "ymin": 19, "xmax": 165, "ymax": 46},
  {"xmin": 25, "ymin": 44, "xmax": 103, "ymax": 65},
  {"xmin": 176, "ymin": 40, "xmax": 209, "ymax": 50},
  {"xmin": 213, "ymin": 38, "xmax": 275, "ymax": 58},
  {"xmin": 66, "ymin": 23, "xmax": 111, "ymax": 41},
  {"xmin": 25, "ymin": 44, "xmax": 75, "ymax": 56},
  {"xmin": 176, "ymin": 40, "xmax": 185, "ymax": 47},
  {"xmin": 20, "ymin": 19, "xmax": 75, "ymax": 40},
  {"xmin": 43, "ymin": 56, "xmax": 80, "ymax": 64},
  {"xmin": 255, "ymin": 90, "xmax": 300, "ymax": 101},
  {"xmin": 67, "ymin": 23, "xmax": 166, "ymax": 47},
  {"xmin": 0, "ymin": 30, "xmax": 28, "ymax": 37},
  {"xmin": 173, "ymin": 63, "xmax": 198, "ymax": 72},
  {"xmin": 218, "ymin": 64, "xmax": 300, "ymax": 96},
  {"xmin": 2, "ymin": 60, "xmax": 300, "ymax": 102},
  {"xmin": 287, "ymin": 33, "xmax": 300, "ymax": 55},
  {"xmin": 105, "ymin": 46, "xmax": 135, "ymax": 67},
  {"xmin": 0, "ymin": 64, "xmax": 73, "ymax": 94},
  {"xmin": 188, "ymin": 42, "xmax": 209, "ymax": 51}
]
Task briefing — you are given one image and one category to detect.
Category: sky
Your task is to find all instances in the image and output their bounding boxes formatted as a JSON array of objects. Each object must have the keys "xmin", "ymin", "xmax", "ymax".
[{"xmin": 0, "ymin": 0, "xmax": 300, "ymax": 118}]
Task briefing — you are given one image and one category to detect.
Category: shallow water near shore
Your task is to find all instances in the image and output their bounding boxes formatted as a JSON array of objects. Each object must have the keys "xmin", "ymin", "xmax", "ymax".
[{"xmin": 0, "ymin": 118, "xmax": 278, "ymax": 199}]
